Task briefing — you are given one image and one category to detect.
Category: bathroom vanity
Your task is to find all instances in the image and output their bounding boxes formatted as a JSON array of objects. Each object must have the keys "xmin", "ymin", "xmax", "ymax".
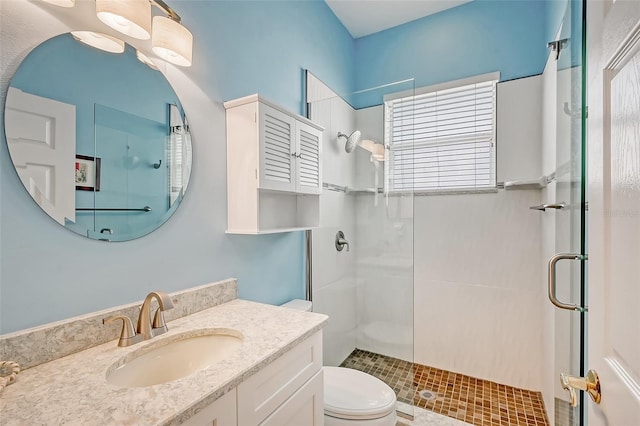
[{"xmin": 0, "ymin": 281, "xmax": 327, "ymax": 425}]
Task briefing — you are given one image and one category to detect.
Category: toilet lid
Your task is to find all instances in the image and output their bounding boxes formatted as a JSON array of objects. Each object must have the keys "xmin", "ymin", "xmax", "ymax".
[{"xmin": 324, "ymin": 367, "xmax": 397, "ymax": 420}]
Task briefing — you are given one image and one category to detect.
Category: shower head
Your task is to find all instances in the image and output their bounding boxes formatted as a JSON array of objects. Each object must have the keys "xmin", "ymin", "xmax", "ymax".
[{"xmin": 337, "ymin": 130, "xmax": 362, "ymax": 153}]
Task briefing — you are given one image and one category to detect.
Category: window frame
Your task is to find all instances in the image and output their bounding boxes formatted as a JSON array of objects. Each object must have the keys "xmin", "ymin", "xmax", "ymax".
[{"xmin": 383, "ymin": 72, "xmax": 500, "ymax": 195}]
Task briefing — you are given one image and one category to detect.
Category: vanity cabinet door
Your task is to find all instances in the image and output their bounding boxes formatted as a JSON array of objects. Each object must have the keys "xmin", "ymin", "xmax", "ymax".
[
  {"xmin": 258, "ymin": 103, "xmax": 296, "ymax": 193},
  {"xmin": 260, "ymin": 370, "xmax": 324, "ymax": 426},
  {"xmin": 237, "ymin": 331, "xmax": 323, "ymax": 426},
  {"xmin": 181, "ymin": 388, "xmax": 237, "ymax": 426}
]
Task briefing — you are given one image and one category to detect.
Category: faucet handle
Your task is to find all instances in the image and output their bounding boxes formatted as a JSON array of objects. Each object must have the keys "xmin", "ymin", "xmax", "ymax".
[
  {"xmin": 103, "ymin": 315, "xmax": 142, "ymax": 347},
  {"xmin": 151, "ymin": 308, "xmax": 169, "ymax": 336}
]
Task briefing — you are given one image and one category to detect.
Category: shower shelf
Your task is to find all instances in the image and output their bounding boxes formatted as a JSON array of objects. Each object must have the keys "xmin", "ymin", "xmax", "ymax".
[
  {"xmin": 322, "ymin": 182, "xmax": 381, "ymax": 195},
  {"xmin": 346, "ymin": 188, "xmax": 380, "ymax": 195}
]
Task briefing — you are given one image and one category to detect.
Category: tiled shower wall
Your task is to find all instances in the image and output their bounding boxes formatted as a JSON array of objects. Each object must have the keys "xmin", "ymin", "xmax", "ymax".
[
  {"xmin": 308, "ymin": 74, "xmax": 359, "ymax": 366},
  {"xmin": 411, "ymin": 76, "xmax": 545, "ymax": 390}
]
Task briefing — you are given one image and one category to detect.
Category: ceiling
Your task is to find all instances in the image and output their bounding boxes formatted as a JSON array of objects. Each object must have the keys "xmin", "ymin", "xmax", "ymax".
[{"xmin": 325, "ymin": 0, "xmax": 473, "ymax": 38}]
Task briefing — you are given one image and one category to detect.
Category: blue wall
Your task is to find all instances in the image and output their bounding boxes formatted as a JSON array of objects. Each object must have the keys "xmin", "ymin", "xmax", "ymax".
[
  {"xmin": 1, "ymin": 0, "xmax": 559, "ymax": 333},
  {"xmin": 176, "ymin": 0, "xmax": 356, "ymax": 304},
  {"xmin": 178, "ymin": 0, "xmax": 356, "ymax": 115},
  {"xmin": 353, "ymin": 0, "xmax": 547, "ymax": 106},
  {"xmin": 0, "ymin": 0, "xmax": 354, "ymax": 333}
]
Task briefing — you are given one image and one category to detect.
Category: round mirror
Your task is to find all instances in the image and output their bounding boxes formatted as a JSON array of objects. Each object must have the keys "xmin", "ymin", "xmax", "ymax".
[{"xmin": 4, "ymin": 32, "xmax": 192, "ymax": 241}]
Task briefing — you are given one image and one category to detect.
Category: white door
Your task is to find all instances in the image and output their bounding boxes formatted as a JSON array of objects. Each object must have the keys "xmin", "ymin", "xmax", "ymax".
[
  {"xmin": 587, "ymin": 1, "xmax": 640, "ymax": 424},
  {"xmin": 5, "ymin": 87, "xmax": 76, "ymax": 225}
]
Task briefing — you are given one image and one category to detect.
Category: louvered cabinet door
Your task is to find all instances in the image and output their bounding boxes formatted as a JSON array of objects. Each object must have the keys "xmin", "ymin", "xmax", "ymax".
[
  {"xmin": 295, "ymin": 121, "xmax": 322, "ymax": 195},
  {"xmin": 258, "ymin": 103, "xmax": 296, "ymax": 192}
]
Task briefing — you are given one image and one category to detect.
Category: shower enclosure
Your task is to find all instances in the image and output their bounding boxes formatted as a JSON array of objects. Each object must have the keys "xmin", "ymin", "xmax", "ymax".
[
  {"xmin": 305, "ymin": 71, "xmax": 416, "ymax": 418},
  {"xmin": 304, "ymin": 1, "xmax": 586, "ymax": 424}
]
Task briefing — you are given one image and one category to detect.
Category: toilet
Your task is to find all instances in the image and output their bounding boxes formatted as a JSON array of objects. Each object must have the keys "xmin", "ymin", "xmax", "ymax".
[{"xmin": 281, "ymin": 300, "xmax": 397, "ymax": 425}]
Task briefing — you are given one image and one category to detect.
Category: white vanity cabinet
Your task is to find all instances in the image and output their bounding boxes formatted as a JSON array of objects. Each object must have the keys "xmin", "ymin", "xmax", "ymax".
[
  {"xmin": 183, "ymin": 331, "xmax": 324, "ymax": 426},
  {"xmin": 225, "ymin": 94, "xmax": 322, "ymax": 234},
  {"xmin": 182, "ymin": 388, "xmax": 237, "ymax": 426}
]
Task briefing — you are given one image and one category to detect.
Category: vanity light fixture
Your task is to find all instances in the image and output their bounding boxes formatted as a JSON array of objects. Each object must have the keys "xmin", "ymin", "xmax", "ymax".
[
  {"xmin": 95, "ymin": 0, "xmax": 193, "ymax": 67},
  {"xmin": 136, "ymin": 50, "xmax": 160, "ymax": 70},
  {"xmin": 96, "ymin": 0, "xmax": 152, "ymax": 40},
  {"xmin": 71, "ymin": 31, "xmax": 125, "ymax": 54},
  {"xmin": 151, "ymin": 14, "xmax": 193, "ymax": 67},
  {"xmin": 44, "ymin": 0, "xmax": 193, "ymax": 67},
  {"xmin": 41, "ymin": 0, "xmax": 75, "ymax": 7}
]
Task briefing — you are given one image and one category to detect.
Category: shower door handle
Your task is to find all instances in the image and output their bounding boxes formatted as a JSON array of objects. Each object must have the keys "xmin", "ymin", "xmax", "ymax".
[{"xmin": 548, "ymin": 253, "xmax": 587, "ymax": 311}]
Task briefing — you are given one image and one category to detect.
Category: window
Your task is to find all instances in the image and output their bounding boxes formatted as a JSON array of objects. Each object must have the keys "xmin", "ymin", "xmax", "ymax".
[{"xmin": 384, "ymin": 73, "xmax": 498, "ymax": 193}]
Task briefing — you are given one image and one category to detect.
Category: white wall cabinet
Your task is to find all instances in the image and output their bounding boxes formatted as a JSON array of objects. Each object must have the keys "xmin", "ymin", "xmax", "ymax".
[
  {"xmin": 182, "ymin": 331, "xmax": 324, "ymax": 426},
  {"xmin": 225, "ymin": 94, "xmax": 323, "ymax": 234}
]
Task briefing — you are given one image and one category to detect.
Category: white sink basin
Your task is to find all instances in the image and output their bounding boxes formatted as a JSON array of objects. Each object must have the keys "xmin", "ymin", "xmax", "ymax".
[{"xmin": 106, "ymin": 329, "xmax": 243, "ymax": 387}]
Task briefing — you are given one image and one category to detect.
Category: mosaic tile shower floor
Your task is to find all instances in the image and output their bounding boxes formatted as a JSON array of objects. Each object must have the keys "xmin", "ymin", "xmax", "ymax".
[{"xmin": 340, "ymin": 349, "xmax": 550, "ymax": 426}]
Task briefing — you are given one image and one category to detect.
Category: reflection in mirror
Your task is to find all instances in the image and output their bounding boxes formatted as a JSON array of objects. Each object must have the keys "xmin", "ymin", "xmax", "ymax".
[{"xmin": 4, "ymin": 32, "xmax": 192, "ymax": 241}]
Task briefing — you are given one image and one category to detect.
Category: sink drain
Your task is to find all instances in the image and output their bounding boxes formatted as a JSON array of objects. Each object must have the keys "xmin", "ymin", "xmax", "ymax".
[{"xmin": 418, "ymin": 389, "xmax": 437, "ymax": 401}]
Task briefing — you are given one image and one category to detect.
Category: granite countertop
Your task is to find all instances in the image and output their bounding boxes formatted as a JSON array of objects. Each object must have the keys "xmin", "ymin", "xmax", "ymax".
[{"xmin": 0, "ymin": 299, "xmax": 328, "ymax": 425}]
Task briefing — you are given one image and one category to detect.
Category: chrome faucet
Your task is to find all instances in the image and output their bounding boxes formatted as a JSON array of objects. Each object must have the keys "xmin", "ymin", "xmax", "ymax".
[
  {"xmin": 136, "ymin": 291, "xmax": 175, "ymax": 340},
  {"xmin": 103, "ymin": 315, "xmax": 143, "ymax": 347}
]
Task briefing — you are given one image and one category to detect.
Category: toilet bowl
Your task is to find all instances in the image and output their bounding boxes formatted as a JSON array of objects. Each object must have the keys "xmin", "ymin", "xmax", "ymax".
[
  {"xmin": 281, "ymin": 300, "xmax": 398, "ymax": 425},
  {"xmin": 324, "ymin": 366, "xmax": 397, "ymax": 425}
]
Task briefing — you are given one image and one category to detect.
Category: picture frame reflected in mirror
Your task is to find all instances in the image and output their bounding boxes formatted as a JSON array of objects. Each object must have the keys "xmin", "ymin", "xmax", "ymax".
[{"xmin": 75, "ymin": 154, "xmax": 101, "ymax": 191}]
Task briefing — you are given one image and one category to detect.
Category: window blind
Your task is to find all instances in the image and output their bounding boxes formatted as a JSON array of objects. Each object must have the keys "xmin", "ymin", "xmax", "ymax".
[{"xmin": 384, "ymin": 77, "xmax": 497, "ymax": 193}]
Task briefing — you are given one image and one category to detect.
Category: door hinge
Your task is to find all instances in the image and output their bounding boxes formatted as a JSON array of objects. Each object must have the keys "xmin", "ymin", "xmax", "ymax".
[{"xmin": 548, "ymin": 38, "xmax": 569, "ymax": 60}]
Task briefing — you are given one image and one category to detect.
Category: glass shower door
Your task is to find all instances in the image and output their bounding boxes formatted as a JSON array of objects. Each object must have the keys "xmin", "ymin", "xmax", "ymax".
[
  {"xmin": 552, "ymin": 0, "xmax": 586, "ymax": 424},
  {"xmin": 306, "ymin": 71, "xmax": 416, "ymax": 420}
]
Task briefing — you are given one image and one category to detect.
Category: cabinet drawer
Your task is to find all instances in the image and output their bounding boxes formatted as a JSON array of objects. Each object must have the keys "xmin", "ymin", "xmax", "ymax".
[
  {"xmin": 237, "ymin": 331, "xmax": 322, "ymax": 426},
  {"xmin": 260, "ymin": 370, "xmax": 324, "ymax": 426}
]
